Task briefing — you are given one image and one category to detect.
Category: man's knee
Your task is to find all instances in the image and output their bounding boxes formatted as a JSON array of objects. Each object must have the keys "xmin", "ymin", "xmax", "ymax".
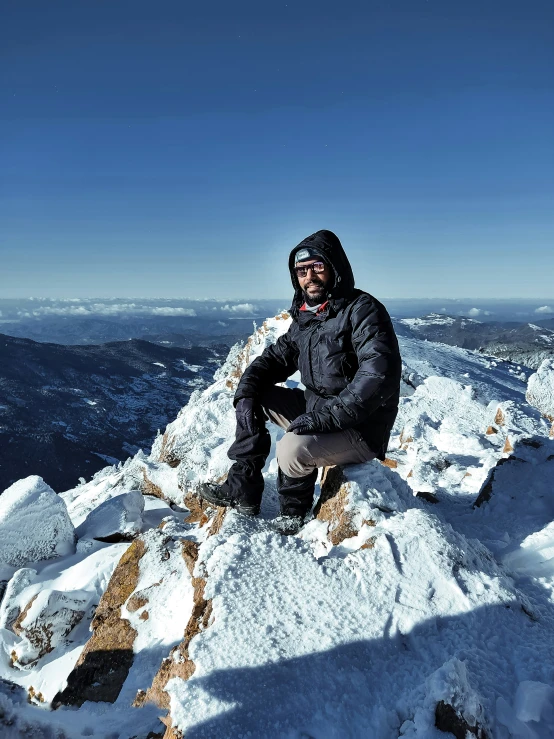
[{"xmin": 276, "ymin": 432, "xmax": 315, "ymax": 478}]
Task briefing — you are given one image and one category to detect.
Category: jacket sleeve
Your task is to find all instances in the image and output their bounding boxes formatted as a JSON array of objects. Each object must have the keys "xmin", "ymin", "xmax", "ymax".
[
  {"xmin": 234, "ymin": 326, "xmax": 299, "ymax": 405},
  {"xmin": 317, "ymin": 297, "xmax": 402, "ymax": 430}
]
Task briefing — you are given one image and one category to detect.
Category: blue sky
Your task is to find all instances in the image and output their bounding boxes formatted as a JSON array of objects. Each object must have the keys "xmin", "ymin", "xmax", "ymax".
[{"xmin": 1, "ymin": 0, "xmax": 553, "ymax": 300}]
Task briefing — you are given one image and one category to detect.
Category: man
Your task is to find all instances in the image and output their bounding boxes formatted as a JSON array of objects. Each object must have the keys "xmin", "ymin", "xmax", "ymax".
[{"xmin": 199, "ymin": 229, "xmax": 402, "ymax": 534}]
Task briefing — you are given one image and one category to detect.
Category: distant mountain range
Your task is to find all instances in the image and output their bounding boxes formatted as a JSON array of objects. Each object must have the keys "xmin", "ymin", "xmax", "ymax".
[
  {"xmin": 0, "ymin": 315, "xmax": 262, "ymax": 348},
  {"xmin": 395, "ymin": 314, "xmax": 554, "ymax": 368},
  {"xmin": 0, "ymin": 334, "xmax": 226, "ymax": 492}
]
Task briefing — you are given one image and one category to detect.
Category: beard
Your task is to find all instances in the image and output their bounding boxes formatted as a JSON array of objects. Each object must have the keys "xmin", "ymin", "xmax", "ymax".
[{"xmin": 302, "ymin": 278, "xmax": 327, "ymax": 307}]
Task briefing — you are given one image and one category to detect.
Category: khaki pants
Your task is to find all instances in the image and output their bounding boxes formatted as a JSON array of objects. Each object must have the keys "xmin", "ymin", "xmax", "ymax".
[{"xmin": 262, "ymin": 386, "xmax": 376, "ymax": 478}]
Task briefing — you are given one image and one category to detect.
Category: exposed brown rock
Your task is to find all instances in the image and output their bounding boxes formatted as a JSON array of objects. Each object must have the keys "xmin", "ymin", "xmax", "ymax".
[
  {"xmin": 182, "ymin": 493, "xmax": 209, "ymax": 526},
  {"xmin": 53, "ymin": 538, "xmax": 146, "ymax": 707},
  {"xmin": 486, "ymin": 426, "xmax": 497, "ymax": 435},
  {"xmin": 127, "ymin": 592, "xmax": 149, "ymax": 613},
  {"xmin": 360, "ymin": 536, "xmax": 376, "ymax": 550},
  {"xmin": 226, "ymin": 337, "xmax": 255, "ymax": 391},
  {"xmin": 398, "ymin": 429, "xmax": 414, "ymax": 449},
  {"xmin": 27, "ymin": 685, "xmax": 45, "ymax": 705},
  {"xmin": 181, "ymin": 539, "xmax": 199, "ymax": 577},
  {"xmin": 494, "ymin": 407, "xmax": 505, "ymax": 426},
  {"xmin": 141, "ymin": 469, "xmax": 167, "ymax": 502},
  {"xmin": 160, "ymin": 717, "xmax": 184, "ymax": 739},
  {"xmin": 157, "ymin": 432, "xmax": 181, "ymax": 468},
  {"xmin": 550, "ymin": 421, "xmax": 554, "ymax": 439},
  {"xmin": 139, "ymin": 611, "xmax": 149, "ymax": 621},
  {"xmin": 502, "ymin": 437, "xmax": 514, "ymax": 454},
  {"xmin": 209, "ymin": 506, "xmax": 227, "ymax": 536},
  {"xmin": 12, "ymin": 595, "xmax": 38, "ymax": 637},
  {"xmin": 314, "ymin": 467, "xmax": 358, "ymax": 545},
  {"xmin": 28, "ymin": 686, "xmax": 46, "ymax": 705},
  {"xmin": 435, "ymin": 700, "xmax": 488, "ymax": 738},
  {"xmin": 381, "ymin": 458, "xmax": 398, "ymax": 469},
  {"xmin": 134, "ymin": 539, "xmax": 212, "ymax": 711}
]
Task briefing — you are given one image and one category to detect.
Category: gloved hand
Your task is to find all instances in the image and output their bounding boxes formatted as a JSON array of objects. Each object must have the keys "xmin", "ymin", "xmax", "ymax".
[
  {"xmin": 287, "ymin": 411, "xmax": 331, "ymax": 435},
  {"xmin": 235, "ymin": 397, "xmax": 262, "ymax": 436}
]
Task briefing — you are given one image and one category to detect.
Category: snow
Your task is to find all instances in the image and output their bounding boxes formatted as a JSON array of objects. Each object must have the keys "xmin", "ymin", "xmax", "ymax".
[
  {"xmin": 526, "ymin": 359, "xmax": 554, "ymax": 420},
  {"xmin": 1, "ymin": 313, "xmax": 553, "ymax": 737},
  {"xmin": 74, "ymin": 490, "xmax": 144, "ymax": 541},
  {"xmin": 0, "ymin": 476, "xmax": 75, "ymax": 568}
]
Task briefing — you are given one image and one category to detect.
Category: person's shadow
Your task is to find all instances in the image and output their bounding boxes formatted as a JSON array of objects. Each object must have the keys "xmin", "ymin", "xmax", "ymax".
[{"xmin": 162, "ymin": 601, "xmax": 554, "ymax": 738}]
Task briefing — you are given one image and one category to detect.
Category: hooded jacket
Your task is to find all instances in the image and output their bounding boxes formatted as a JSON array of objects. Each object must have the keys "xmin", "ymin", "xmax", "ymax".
[{"xmin": 234, "ymin": 230, "xmax": 402, "ymax": 460}]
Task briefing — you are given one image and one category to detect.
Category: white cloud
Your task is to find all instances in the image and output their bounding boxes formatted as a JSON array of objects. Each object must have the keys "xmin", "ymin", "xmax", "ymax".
[
  {"xmin": 150, "ymin": 307, "xmax": 197, "ymax": 316},
  {"xmin": 465, "ymin": 308, "xmax": 493, "ymax": 318},
  {"xmin": 535, "ymin": 305, "xmax": 553, "ymax": 314},
  {"xmin": 23, "ymin": 303, "xmax": 197, "ymax": 318},
  {"xmin": 221, "ymin": 303, "xmax": 258, "ymax": 315}
]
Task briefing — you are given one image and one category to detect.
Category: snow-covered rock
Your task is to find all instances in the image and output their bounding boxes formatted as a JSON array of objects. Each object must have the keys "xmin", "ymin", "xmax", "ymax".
[
  {"xmin": 526, "ymin": 358, "xmax": 554, "ymax": 421},
  {"xmin": 74, "ymin": 489, "xmax": 144, "ymax": 542},
  {"xmin": 0, "ymin": 567, "xmax": 36, "ymax": 631},
  {"xmin": 12, "ymin": 589, "xmax": 89, "ymax": 666},
  {"xmin": 0, "ymin": 476, "xmax": 75, "ymax": 568},
  {"xmin": 400, "ymin": 658, "xmax": 488, "ymax": 738}
]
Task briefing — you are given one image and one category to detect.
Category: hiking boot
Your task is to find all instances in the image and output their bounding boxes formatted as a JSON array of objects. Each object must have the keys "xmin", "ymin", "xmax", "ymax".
[
  {"xmin": 269, "ymin": 515, "xmax": 305, "ymax": 536},
  {"xmin": 197, "ymin": 482, "xmax": 260, "ymax": 516}
]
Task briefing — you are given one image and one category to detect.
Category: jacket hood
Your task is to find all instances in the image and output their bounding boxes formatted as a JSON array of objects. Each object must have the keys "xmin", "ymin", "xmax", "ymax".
[{"xmin": 288, "ymin": 230, "xmax": 355, "ymax": 317}]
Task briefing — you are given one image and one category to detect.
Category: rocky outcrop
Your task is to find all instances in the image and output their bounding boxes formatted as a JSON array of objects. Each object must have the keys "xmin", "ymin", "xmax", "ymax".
[
  {"xmin": 315, "ymin": 466, "xmax": 375, "ymax": 547},
  {"xmin": 12, "ymin": 590, "xmax": 88, "ymax": 666},
  {"xmin": 52, "ymin": 537, "xmax": 146, "ymax": 707},
  {"xmin": 0, "ymin": 567, "xmax": 36, "ymax": 632},
  {"xmin": 0, "ymin": 476, "xmax": 75, "ymax": 567},
  {"xmin": 435, "ymin": 700, "xmax": 488, "ymax": 738},
  {"xmin": 134, "ymin": 508, "xmax": 226, "ymax": 739},
  {"xmin": 134, "ymin": 540, "xmax": 210, "ymax": 711},
  {"xmin": 157, "ymin": 431, "xmax": 181, "ymax": 468}
]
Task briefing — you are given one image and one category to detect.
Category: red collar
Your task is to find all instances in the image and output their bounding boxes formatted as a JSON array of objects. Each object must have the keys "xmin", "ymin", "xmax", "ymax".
[{"xmin": 300, "ymin": 300, "xmax": 329, "ymax": 314}]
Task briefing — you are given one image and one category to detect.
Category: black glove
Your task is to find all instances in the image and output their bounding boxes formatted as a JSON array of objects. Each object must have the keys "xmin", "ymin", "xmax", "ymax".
[
  {"xmin": 235, "ymin": 397, "xmax": 262, "ymax": 436},
  {"xmin": 287, "ymin": 411, "xmax": 332, "ymax": 435}
]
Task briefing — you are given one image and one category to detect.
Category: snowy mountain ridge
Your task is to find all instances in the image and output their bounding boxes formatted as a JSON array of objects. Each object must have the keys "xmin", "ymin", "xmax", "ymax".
[{"xmin": 1, "ymin": 313, "xmax": 554, "ymax": 738}]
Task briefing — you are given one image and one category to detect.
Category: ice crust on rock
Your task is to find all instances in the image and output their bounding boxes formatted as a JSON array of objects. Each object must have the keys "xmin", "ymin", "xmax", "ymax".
[{"xmin": 0, "ymin": 476, "xmax": 75, "ymax": 567}]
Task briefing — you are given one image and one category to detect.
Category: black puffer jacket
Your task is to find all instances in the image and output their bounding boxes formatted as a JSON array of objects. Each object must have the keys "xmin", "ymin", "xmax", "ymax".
[{"xmin": 235, "ymin": 230, "xmax": 402, "ymax": 460}]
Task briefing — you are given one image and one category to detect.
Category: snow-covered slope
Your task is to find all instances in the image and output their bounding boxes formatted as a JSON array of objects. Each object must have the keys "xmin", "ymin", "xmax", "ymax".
[{"xmin": 1, "ymin": 313, "xmax": 553, "ymax": 738}]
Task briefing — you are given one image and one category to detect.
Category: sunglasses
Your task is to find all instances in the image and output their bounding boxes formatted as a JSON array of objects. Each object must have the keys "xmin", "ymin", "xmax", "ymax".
[{"xmin": 294, "ymin": 261, "xmax": 326, "ymax": 278}]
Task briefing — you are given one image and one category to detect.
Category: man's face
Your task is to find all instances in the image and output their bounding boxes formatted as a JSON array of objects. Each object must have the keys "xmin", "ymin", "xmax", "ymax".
[{"xmin": 295, "ymin": 259, "xmax": 332, "ymax": 305}]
